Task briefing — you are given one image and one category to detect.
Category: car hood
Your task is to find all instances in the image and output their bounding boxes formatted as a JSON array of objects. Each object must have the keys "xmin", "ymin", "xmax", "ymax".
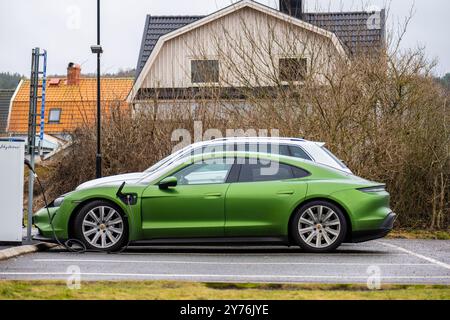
[{"xmin": 76, "ymin": 172, "xmax": 145, "ymax": 190}]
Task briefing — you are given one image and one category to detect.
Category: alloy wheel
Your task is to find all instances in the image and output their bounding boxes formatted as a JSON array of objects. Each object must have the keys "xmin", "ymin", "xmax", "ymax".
[
  {"xmin": 297, "ymin": 205, "xmax": 341, "ymax": 249},
  {"xmin": 81, "ymin": 206, "xmax": 124, "ymax": 249}
]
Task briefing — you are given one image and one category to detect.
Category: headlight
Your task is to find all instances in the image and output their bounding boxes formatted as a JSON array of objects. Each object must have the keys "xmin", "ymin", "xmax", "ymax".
[
  {"xmin": 53, "ymin": 197, "xmax": 65, "ymax": 207},
  {"xmin": 358, "ymin": 186, "xmax": 386, "ymax": 193}
]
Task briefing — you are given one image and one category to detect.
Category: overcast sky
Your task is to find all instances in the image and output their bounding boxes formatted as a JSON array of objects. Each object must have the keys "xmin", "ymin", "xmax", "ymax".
[{"xmin": 0, "ymin": 0, "xmax": 449, "ymax": 77}]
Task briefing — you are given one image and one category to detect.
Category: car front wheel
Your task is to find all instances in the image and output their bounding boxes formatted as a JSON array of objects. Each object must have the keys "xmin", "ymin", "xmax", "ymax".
[
  {"xmin": 74, "ymin": 200, "xmax": 128, "ymax": 252},
  {"xmin": 291, "ymin": 201, "xmax": 347, "ymax": 253}
]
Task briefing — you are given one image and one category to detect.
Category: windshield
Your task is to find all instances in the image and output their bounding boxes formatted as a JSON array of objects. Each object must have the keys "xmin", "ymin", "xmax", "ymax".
[
  {"xmin": 139, "ymin": 156, "xmax": 190, "ymax": 184},
  {"xmin": 144, "ymin": 143, "xmax": 233, "ymax": 173},
  {"xmin": 144, "ymin": 145, "xmax": 192, "ymax": 173}
]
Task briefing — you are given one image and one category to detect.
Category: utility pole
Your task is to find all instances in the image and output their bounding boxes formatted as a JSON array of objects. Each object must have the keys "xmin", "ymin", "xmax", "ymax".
[{"xmin": 91, "ymin": 0, "xmax": 103, "ymax": 179}]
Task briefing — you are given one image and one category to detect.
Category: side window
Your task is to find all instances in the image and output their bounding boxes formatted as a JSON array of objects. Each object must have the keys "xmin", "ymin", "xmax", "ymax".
[
  {"xmin": 278, "ymin": 144, "xmax": 291, "ymax": 156},
  {"xmin": 173, "ymin": 161, "xmax": 233, "ymax": 185},
  {"xmin": 291, "ymin": 166, "xmax": 310, "ymax": 179},
  {"xmin": 238, "ymin": 161, "xmax": 308, "ymax": 183},
  {"xmin": 289, "ymin": 146, "xmax": 312, "ymax": 161}
]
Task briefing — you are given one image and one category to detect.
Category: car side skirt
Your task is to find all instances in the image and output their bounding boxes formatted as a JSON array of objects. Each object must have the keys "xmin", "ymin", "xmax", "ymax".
[{"xmin": 131, "ymin": 237, "xmax": 289, "ymax": 246}]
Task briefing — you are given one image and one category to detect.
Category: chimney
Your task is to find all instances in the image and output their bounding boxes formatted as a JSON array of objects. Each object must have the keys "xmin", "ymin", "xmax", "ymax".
[
  {"xmin": 279, "ymin": 0, "xmax": 305, "ymax": 19},
  {"xmin": 67, "ymin": 62, "xmax": 81, "ymax": 85}
]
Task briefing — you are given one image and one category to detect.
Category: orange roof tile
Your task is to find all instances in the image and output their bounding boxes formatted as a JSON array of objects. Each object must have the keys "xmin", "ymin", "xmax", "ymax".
[
  {"xmin": 8, "ymin": 77, "xmax": 134, "ymax": 134},
  {"xmin": 14, "ymin": 78, "xmax": 133, "ymax": 102}
]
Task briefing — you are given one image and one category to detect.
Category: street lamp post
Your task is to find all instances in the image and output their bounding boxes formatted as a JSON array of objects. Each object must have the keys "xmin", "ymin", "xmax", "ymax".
[{"xmin": 91, "ymin": 0, "xmax": 103, "ymax": 179}]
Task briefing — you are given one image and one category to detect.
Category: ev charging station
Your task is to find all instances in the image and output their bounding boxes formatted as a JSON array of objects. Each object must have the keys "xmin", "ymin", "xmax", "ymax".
[{"xmin": 0, "ymin": 138, "xmax": 25, "ymax": 244}]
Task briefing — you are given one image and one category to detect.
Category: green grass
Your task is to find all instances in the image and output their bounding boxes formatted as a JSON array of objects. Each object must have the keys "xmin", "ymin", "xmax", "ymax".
[
  {"xmin": 388, "ymin": 229, "xmax": 450, "ymax": 240},
  {"xmin": 0, "ymin": 281, "xmax": 449, "ymax": 300}
]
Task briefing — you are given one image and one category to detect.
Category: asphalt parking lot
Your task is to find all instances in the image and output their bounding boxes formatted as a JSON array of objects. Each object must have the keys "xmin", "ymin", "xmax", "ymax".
[{"xmin": 0, "ymin": 239, "xmax": 449, "ymax": 284}]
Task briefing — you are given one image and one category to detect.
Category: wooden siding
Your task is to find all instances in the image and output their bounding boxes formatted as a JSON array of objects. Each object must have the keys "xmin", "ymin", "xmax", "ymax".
[{"xmin": 141, "ymin": 6, "xmax": 341, "ymax": 90}]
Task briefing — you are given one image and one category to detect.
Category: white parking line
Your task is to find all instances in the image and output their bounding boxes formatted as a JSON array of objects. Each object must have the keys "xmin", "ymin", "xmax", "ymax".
[
  {"xmin": 118, "ymin": 252, "xmax": 409, "ymax": 257},
  {"xmin": 33, "ymin": 258, "xmax": 435, "ymax": 267},
  {"xmin": 0, "ymin": 272, "xmax": 449, "ymax": 280},
  {"xmin": 377, "ymin": 241, "xmax": 450, "ymax": 270}
]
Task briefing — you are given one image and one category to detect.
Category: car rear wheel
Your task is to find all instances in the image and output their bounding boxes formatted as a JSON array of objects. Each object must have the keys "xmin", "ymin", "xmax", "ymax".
[
  {"xmin": 74, "ymin": 200, "xmax": 128, "ymax": 252},
  {"xmin": 291, "ymin": 201, "xmax": 347, "ymax": 253}
]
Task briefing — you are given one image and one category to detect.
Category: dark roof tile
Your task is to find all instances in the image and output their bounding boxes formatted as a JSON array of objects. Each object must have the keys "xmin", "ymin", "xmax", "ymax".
[
  {"xmin": 135, "ymin": 9, "xmax": 386, "ymax": 78},
  {"xmin": 0, "ymin": 89, "xmax": 15, "ymax": 134},
  {"xmin": 136, "ymin": 15, "xmax": 203, "ymax": 78}
]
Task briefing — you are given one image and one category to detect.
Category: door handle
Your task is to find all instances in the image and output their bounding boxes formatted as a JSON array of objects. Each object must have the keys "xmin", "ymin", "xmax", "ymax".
[
  {"xmin": 204, "ymin": 193, "xmax": 222, "ymax": 199},
  {"xmin": 277, "ymin": 190, "xmax": 294, "ymax": 196}
]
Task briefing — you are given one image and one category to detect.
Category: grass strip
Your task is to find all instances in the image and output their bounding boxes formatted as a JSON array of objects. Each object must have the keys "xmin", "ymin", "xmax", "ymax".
[{"xmin": 0, "ymin": 281, "xmax": 449, "ymax": 300}]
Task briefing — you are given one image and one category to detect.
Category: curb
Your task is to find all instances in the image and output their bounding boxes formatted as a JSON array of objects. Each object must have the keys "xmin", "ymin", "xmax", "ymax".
[{"xmin": 0, "ymin": 243, "xmax": 57, "ymax": 261}]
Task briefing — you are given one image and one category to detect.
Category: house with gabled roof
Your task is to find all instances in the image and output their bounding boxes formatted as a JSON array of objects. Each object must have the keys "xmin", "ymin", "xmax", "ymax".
[
  {"xmin": 7, "ymin": 63, "xmax": 133, "ymax": 138},
  {"xmin": 129, "ymin": 0, "xmax": 385, "ymax": 103},
  {"xmin": 6, "ymin": 63, "xmax": 133, "ymax": 157}
]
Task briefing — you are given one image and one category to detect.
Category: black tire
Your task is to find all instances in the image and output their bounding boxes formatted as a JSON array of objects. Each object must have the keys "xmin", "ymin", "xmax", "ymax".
[
  {"xmin": 291, "ymin": 200, "xmax": 347, "ymax": 253},
  {"xmin": 73, "ymin": 200, "xmax": 128, "ymax": 252}
]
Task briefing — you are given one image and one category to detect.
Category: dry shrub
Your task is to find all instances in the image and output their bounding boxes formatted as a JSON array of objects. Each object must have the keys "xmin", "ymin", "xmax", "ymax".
[
  {"xmin": 44, "ymin": 12, "xmax": 449, "ymax": 230},
  {"xmin": 44, "ymin": 55, "xmax": 449, "ymax": 230}
]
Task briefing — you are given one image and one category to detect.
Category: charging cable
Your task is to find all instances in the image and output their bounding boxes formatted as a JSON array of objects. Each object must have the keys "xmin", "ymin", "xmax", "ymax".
[
  {"xmin": 25, "ymin": 159, "xmax": 87, "ymax": 253},
  {"xmin": 25, "ymin": 159, "xmax": 137, "ymax": 255}
]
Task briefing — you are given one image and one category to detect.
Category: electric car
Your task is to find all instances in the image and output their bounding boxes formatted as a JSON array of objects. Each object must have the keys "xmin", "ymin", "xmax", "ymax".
[
  {"xmin": 76, "ymin": 137, "xmax": 352, "ymax": 190},
  {"xmin": 33, "ymin": 151, "xmax": 396, "ymax": 253}
]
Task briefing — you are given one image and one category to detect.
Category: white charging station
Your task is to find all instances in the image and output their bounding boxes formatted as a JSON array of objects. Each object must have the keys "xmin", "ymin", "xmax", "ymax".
[{"xmin": 0, "ymin": 139, "xmax": 25, "ymax": 244}]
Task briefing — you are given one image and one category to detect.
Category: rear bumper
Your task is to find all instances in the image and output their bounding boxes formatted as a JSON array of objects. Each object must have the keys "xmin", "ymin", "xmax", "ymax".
[{"xmin": 350, "ymin": 212, "xmax": 397, "ymax": 243}]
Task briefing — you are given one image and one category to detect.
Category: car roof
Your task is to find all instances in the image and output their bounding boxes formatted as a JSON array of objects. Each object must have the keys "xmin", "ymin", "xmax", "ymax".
[
  {"xmin": 212, "ymin": 137, "xmax": 306, "ymax": 142},
  {"xmin": 183, "ymin": 138, "xmax": 325, "ymax": 148}
]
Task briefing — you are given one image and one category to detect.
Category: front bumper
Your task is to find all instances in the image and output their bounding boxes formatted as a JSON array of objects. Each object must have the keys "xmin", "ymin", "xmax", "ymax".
[
  {"xmin": 33, "ymin": 206, "xmax": 68, "ymax": 239},
  {"xmin": 33, "ymin": 234, "xmax": 61, "ymax": 244},
  {"xmin": 351, "ymin": 212, "xmax": 397, "ymax": 243}
]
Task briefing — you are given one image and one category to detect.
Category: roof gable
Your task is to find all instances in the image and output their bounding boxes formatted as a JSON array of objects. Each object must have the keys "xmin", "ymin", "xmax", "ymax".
[
  {"xmin": 136, "ymin": 15, "xmax": 203, "ymax": 78},
  {"xmin": 135, "ymin": 2, "xmax": 385, "ymax": 80},
  {"xmin": 130, "ymin": 0, "xmax": 348, "ymax": 101}
]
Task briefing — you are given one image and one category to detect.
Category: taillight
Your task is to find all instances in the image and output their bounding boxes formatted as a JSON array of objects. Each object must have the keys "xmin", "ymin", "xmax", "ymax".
[{"xmin": 358, "ymin": 186, "xmax": 386, "ymax": 193}]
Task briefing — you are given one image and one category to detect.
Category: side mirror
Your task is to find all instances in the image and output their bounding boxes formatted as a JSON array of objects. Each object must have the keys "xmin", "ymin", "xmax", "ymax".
[{"xmin": 159, "ymin": 176, "xmax": 178, "ymax": 190}]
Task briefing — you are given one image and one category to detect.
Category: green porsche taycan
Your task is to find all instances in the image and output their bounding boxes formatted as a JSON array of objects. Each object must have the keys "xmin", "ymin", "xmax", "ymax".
[{"xmin": 33, "ymin": 152, "xmax": 396, "ymax": 253}]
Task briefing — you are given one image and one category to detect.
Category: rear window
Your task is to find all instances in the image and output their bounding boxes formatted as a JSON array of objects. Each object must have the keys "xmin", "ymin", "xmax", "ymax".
[
  {"xmin": 289, "ymin": 146, "xmax": 312, "ymax": 161},
  {"xmin": 321, "ymin": 147, "xmax": 348, "ymax": 169}
]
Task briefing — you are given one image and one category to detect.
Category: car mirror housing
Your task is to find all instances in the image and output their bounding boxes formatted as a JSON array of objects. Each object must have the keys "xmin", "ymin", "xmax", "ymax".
[{"xmin": 159, "ymin": 176, "xmax": 178, "ymax": 190}]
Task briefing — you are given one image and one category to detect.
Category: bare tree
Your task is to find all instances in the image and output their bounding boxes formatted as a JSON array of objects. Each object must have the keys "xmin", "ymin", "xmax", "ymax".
[{"xmin": 45, "ymin": 6, "xmax": 449, "ymax": 230}]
